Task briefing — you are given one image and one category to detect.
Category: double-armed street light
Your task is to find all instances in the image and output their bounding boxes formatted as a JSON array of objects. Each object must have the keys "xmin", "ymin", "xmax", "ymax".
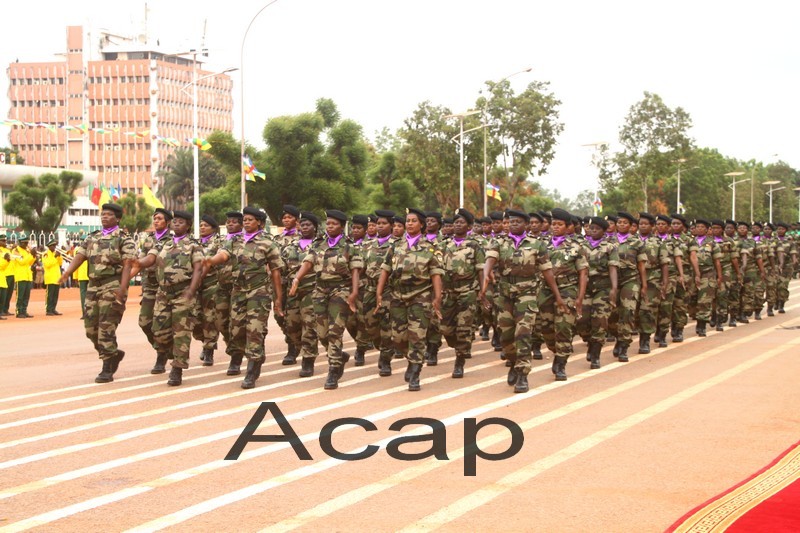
[
  {"xmin": 763, "ymin": 180, "xmax": 785, "ymax": 223},
  {"xmin": 725, "ymin": 171, "xmax": 748, "ymax": 220},
  {"xmin": 443, "ymin": 110, "xmax": 482, "ymax": 209}
]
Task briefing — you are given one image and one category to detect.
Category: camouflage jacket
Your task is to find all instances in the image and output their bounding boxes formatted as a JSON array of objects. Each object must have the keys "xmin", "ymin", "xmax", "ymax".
[
  {"xmin": 639, "ymin": 235, "xmax": 669, "ymax": 282},
  {"xmin": 303, "ymin": 235, "xmax": 363, "ymax": 286},
  {"xmin": 77, "ymin": 227, "xmax": 137, "ymax": 282},
  {"xmin": 582, "ymin": 238, "xmax": 620, "ymax": 286},
  {"xmin": 199, "ymin": 234, "xmax": 224, "ymax": 286},
  {"xmin": 282, "ymin": 237, "xmax": 317, "ymax": 294},
  {"xmin": 361, "ymin": 236, "xmax": 397, "ymax": 290},
  {"xmin": 738, "ymin": 236, "xmax": 762, "ymax": 272},
  {"xmin": 693, "ymin": 236, "xmax": 722, "ymax": 273},
  {"xmin": 274, "ymin": 229, "xmax": 300, "ymax": 250},
  {"xmin": 713, "ymin": 235, "xmax": 737, "ymax": 271},
  {"xmin": 381, "ymin": 234, "xmax": 444, "ymax": 300},
  {"xmin": 613, "ymin": 234, "xmax": 647, "ymax": 283},
  {"xmin": 149, "ymin": 235, "xmax": 204, "ymax": 289},
  {"xmin": 223, "ymin": 231, "xmax": 284, "ymax": 291},
  {"xmin": 546, "ymin": 237, "xmax": 588, "ymax": 288},
  {"xmin": 139, "ymin": 230, "xmax": 172, "ymax": 287},
  {"xmin": 440, "ymin": 235, "xmax": 485, "ymax": 292},
  {"xmin": 485, "ymin": 233, "xmax": 552, "ymax": 291}
]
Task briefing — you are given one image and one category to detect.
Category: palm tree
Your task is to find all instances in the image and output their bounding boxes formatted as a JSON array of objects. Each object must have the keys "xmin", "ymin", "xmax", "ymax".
[{"xmin": 157, "ymin": 148, "xmax": 227, "ymax": 210}]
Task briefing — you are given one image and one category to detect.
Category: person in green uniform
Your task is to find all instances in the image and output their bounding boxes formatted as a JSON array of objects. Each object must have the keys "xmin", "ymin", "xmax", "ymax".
[
  {"xmin": 710, "ymin": 219, "xmax": 740, "ymax": 331},
  {"xmin": 608, "ymin": 212, "xmax": 647, "ymax": 362},
  {"xmin": 636, "ymin": 213, "xmax": 669, "ymax": 354},
  {"xmin": 689, "ymin": 219, "xmax": 723, "ymax": 336},
  {"xmin": 724, "ymin": 219, "xmax": 743, "ymax": 327},
  {"xmin": 193, "ymin": 215, "xmax": 223, "ymax": 366},
  {"xmin": 138, "ymin": 208, "xmax": 173, "ymax": 373},
  {"xmin": 669, "ymin": 214, "xmax": 700, "ymax": 342},
  {"xmin": 275, "ymin": 205, "xmax": 301, "ymax": 365},
  {"xmin": 218, "ymin": 211, "xmax": 243, "ymax": 375}
]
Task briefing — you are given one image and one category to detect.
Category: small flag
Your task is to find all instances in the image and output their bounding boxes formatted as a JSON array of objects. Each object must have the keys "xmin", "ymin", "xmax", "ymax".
[
  {"xmin": 592, "ymin": 197, "xmax": 603, "ymax": 215},
  {"xmin": 486, "ymin": 183, "xmax": 502, "ymax": 201},
  {"xmin": 97, "ymin": 186, "xmax": 111, "ymax": 207},
  {"xmin": 678, "ymin": 202, "xmax": 686, "ymax": 215},
  {"xmin": 77, "ymin": 124, "xmax": 89, "ymax": 134},
  {"xmin": 142, "ymin": 184, "xmax": 164, "ymax": 209},
  {"xmin": 189, "ymin": 138, "xmax": 212, "ymax": 151},
  {"xmin": 109, "ymin": 185, "xmax": 120, "ymax": 201},
  {"xmin": 243, "ymin": 155, "xmax": 266, "ymax": 181},
  {"xmin": 90, "ymin": 185, "xmax": 102, "ymax": 206}
]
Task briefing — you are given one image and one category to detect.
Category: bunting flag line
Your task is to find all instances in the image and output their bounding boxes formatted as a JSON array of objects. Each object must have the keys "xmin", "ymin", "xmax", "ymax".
[
  {"xmin": 189, "ymin": 137, "xmax": 212, "ymax": 151},
  {"xmin": 486, "ymin": 183, "xmax": 502, "ymax": 201},
  {"xmin": 142, "ymin": 184, "xmax": 164, "ymax": 209}
]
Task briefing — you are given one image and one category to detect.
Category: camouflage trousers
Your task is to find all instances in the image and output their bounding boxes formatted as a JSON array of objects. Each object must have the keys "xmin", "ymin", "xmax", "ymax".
[
  {"xmin": 739, "ymin": 269, "xmax": 761, "ymax": 315},
  {"xmin": 538, "ymin": 285, "xmax": 578, "ymax": 358},
  {"xmin": 216, "ymin": 283, "xmax": 233, "ymax": 346},
  {"xmin": 227, "ymin": 285, "xmax": 272, "ymax": 362},
  {"xmin": 714, "ymin": 268, "xmax": 734, "ymax": 320},
  {"xmin": 727, "ymin": 278, "xmax": 741, "ymax": 318},
  {"xmin": 153, "ymin": 286, "xmax": 196, "ymax": 368},
  {"xmin": 440, "ymin": 288, "xmax": 477, "ymax": 358},
  {"xmin": 657, "ymin": 277, "xmax": 678, "ymax": 334},
  {"xmin": 84, "ymin": 278, "xmax": 126, "ymax": 360},
  {"xmin": 390, "ymin": 290, "xmax": 433, "ymax": 364},
  {"xmin": 609, "ymin": 277, "xmax": 640, "ymax": 346},
  {"xmin": 765, "ymin": 269, "xmax": 778, "ymax": 307},
  {"xmin": 671, "ymin": 279, "xmax": 689, "ymax": 329},
  {"xmin": 576, "ymin": 279, "xmax": 613, "ymax": 345},
  {"xmin": 313, "ymin": 284, "xmax": 352, "ymax": 368},
  {"xmin": 362, "ymin": 287, "xmax": 394, "ymax": 360},
  {"xmin": 778, "ymin": 268, "xmax": 792, "ymax": 303},
  {"xmin": 191, "ymin": 281, "xmax": 220, "ymax": 351},
  {"xmin": 345, "ymin": 284, "xmax": 369, "ymax": 351},
  {"xmin": 753, "ymin": 271, "xmax": 766, "ymax": 311},
  {"xmin": 138, "ymin": 281, "xmax": 159, "ymax": 348},
  {"xmin": 496, "ymin": 282, "xmax": 539, "ymax": 375},
  {"xmin": 285, "ymin": 287, "xmax": 318, "ymax": 359},
  {"xmin": 637, "ymin": 279, "xmax": 663, "ymax": 335},
  {"xmin": 689, "ymin": 271, "xmax": 717, "ymax": 322}
]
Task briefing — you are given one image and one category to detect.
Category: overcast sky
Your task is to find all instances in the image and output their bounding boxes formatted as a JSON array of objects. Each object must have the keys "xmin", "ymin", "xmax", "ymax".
[{"xmin": 2, "ymin": 0, "xmax": 798, "ymax": 200}]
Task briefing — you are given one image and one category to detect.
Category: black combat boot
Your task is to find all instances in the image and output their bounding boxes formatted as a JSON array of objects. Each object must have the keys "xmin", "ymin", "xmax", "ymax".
[
  {"xmin": 425, "ymin": 343, "xmax": 439, "ymax": 366},
  {"xmin": 617, "ymin": 343, "xmax": 630, "ymax": 363},
  {"xmin": 728, "ymin": 314, "xmax": 737, "ymax": 327},
  {"xmin": 779, "ymin": 301, "xmax": 786, "ymax": 314},
  {"xmin": 514, "ymin": 372, "xmax": 529, "ymax": 393},
  {"xmin": 507, "ymin": 359, "xmax": 518, "ymax": 385},
  {"xmin": 672, "ymin": 328, "xmax": 684, "ymax": 343},
  {"xmin": 655, "ymin": 329, "xmax": 668, "ymax": 348},
  {"xmin": 95, "ymin": 359, "xmax": 114, "ymax": 383},
  {"xmin": 716, "ymin": 319, "xmax": 725, "ymax": 332},
  {"xmin": 709, "ymin": 313, "xmax": 717, "ymax": 328},
  {"xmin": 241, "ymin": 359, "xmax": 263, "ymax": 389},
  {"xmin": 532, "ymin": 343, "xmax": 543, "ymax": 360},
  {"xmin": 767, "ymin": 305, "xmax": 775, "ymax": 317},
  {"xmin": 354, "ymin": 346, "xmax": 366, "ymax": 367},
  {"xmin": 586, "ymin": 344, "xmax": 592, "ymax": 362},
  {"xmin": 613, "ymin": 340, "xmax": 622, "ymax": 358},
  {"xmin": 638, "ymin": 334, "xmax": 651, "ymax": 354},
  {"xmin": 589, "ymin": 342, "xmax": 601, "ymax": 370},
  {"xmin": 404, "ymin": 362, "xmax": 414, "ymax": 383},
  {"xmin": 739, "ymin": 313, "xmax": 750, "ymax": 324},
  {"xmin": 202, "ymin": 348, "xmax": 214, "ymax": 367},
  {"xmin": 480, "ymin": 324, "xmax": 490, "ymax": 341},
  {"xmin": 299, "ymin": 357, "xmax": 316, "ymax": 377},
  {"xmin": 167, "ymin": 366, "xmax": 183, "ymax": 386},
  {"xmin": 696, "ymin": 320, "xmax": 707, "ymax": 337},
  {"xmin": 754, "ymin": 308, "xmax": 762, "ymax": 320},
  {"xmin": 151, "ymin": 351, "xmax": 167, "ymax": 374},
  {"xmin": 378, "ymin": 353, "xmax": 392, "ymax": 377},
  {"xmin": 554, "ymin": 356, "xmax": 568, "ymax": 381},
  {"xmin": 393, "ymin": 350, "xmax": 404, "ymax": 360},
  {"xmin": 227, "ymin": 353, "xmax": 243, "ymax": 376},
  {"xmin": 491, "ymin": 328, "xmax": 502, "ymax": 352},
  {"xmin": 282, "ymin": 343, "xmax": 298, "ymax": 365},
  {"xmin": 324, "ymin": 366, "xmax": 340, "ymax": 390},
  {"xmin": 408, "ymin": 363, "xmax": 422, "ymax": 391},
  {"xmin": 452, "ymin": 356, "xmax": 465, "ymax": 379}
]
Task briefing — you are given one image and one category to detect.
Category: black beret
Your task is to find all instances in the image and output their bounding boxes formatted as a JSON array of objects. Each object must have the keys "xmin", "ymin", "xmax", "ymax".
[
  {"xmin": 351, "ymin": 214, "xmax": 369, "ymax": 226},
  {"xmin": 638, "ymin": 212, "xmax": 656, "ymax": 224},
  {"xmin": 656, "ymin": 214, "xmax": 672, "ymax": 224},
  {"xmin": 777, "ymin": 222, "xmax": 790, "ymax": 229},
  {"xmin": 589, "ymin": 216, "xmax": 609, "ymax": 230},
  {"xmin": 326, "ymin": 209, "xmax": 348, "ymax": 223},
  {"xmin": 571, "ymin": 215, "xmax": 582, "ymax": 227},
  {"xmin": 368, "ymin": 214, "xmax": 378, "ymax": 223},
  {"xmin": 478, "ymin": 216, "xmax": 492, "ymax": 224},
  {"xmin": 489, "ymin": 211, "xmax": 505, "ymax": 221},
  {"xmin": 506, "ymin": 209, "xmax": 530, "ymax": 222},
  {"xmin": 282, "ymin": 205, "xmax": 300, "ymax": 218},
  {"xmin": 766, "ymin": 222, "xmax": 776, "ymax": 230},
  {"xmin": 550, "ymin": 208, "xmax": 571, "ymax": 222},
  {"xmin": 393, "ymin": 215, "xmax": 406, "ymax": 225},
  {"xmin": 538, "ymin": 210, "xmax": 552, "ymax": 222},
  {"xmin": 582, "ymin": 216, "xmax": 591, "ymax": 225},
  {"xmin": 102, "ymin": 203, "xmax": 124, "ymax": 218},
  {"xmin": 605, "ymin": 215, "xmax": 618, "ymax": 223},
  {"xmin": 751, "ymin": 221, "xmax": 763, "ymax": 228},
  {"xmin": 670, "ymin": 214, "xmax": 688, "ymax": 226},
  {"xmin": 453, "ymin": 208, "xmax": 474, "ymax": 225},
  {"xmin": 442, "ymin": 217, "xmax": 454, "ymax": 225},
  {"xmin": 426, "ymin": 211, "xmax": 443, "ymax": 223},
  {"xmin": 374, "ymin": 209, "xmax": 395, "ymax": 220},
  {"xmin": 243, "ymin": 206, "xmax": 266, "ymax": 221},
  {"xmin": 529, "ymin": 212, "xmax": 544, "ymax": 222},
  {"xmin": 710, "ymin": 219, "xmax": 725, "ymax": 228},
  {"xmin": 617, "ymin": 211, "xmax": 636, "ymax": 224},
  {"xmin": 172, "ymin": 210, "xmax": 192, "ymax": 223},
  {"xmin": 694, "ymin": 218, "xmax": 711, "ymax": 227},
  {"xmin": 154, "ymin": 207, "xmax": 173, "ymax": 220},
  {"xmin": 737, "ymin": 221, "xmax": 750, "ymax": 229},
  {"xmin": 201, "ymin": 214, "xmax": 219, "ymax": 228},
  {"xmin": 226, "ymin": 211, "xmax": 243, "ymax": 221},
  {"xmin": 725, "ymin": 219, "xmax": 737, "ymax": 227},
  {"xmin": 406, "ymin": 208, "xmax": 427, "ymax": 222},
  {"xmin": 300, "ymin": 211, "xmax": 320, "ymax": 226}
]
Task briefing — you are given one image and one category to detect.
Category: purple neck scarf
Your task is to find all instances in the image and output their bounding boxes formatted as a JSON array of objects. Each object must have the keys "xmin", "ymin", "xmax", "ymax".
[
  {"xmin": 377, "ymin": 235, "xmax": 392, "ymax": 246},
  {"xmin": 354, "ymin": 238, "xmax": 364, "ymax": 246},
  {"xmin": 753, "ymin": 235, "xmax": 761, "ymax": 242},
  {"xmin": 406, "ymin": 233, "xmax": 422, "ymax": 248},
  {"xmin": 155, "ymin": 228, "xmax": 169, "ymax": 240},
  {"xmin": 617, "ymin": 233, "xmax": 630, "ymax": 243},
  {"xmin": 587, "ymin": 236, "xmax": 604, "ymax": 248},
  {"xmin": 327, "ymin": 233, "xmax": 344, "ymax": 248},
  {"xmin": 201, "ymin": 235, "xmax": 212, "ymax": 244},
  {"xmin": 639, "ymin": 234, "xmax": 650, "ymax": 242},
  {"xmin": 226, "ymin": 231, "xmax": 242, "ymax": 241},
  {"xmin": 425, "ymin": 233, "xmax": 438, "ymax": 241},
  {"xmin": 714, "ymin": 236, "xmax": 724, "ymax": 243},
  {"xmin": 452, "ymin": 236, "xmax": 466, "ymax": 246},
  {"xmin": 298, "ymin": 238, "xmax": 313, "ymax": 250},
  {"xmin": 696, "ymin": 235, "xmax": 706, "ymax": 246},
  {"xmin": 607, "ymin": 231, "xmax": 617, "ymax": 239},
  {"xmin": 509, "ymin": 232, "xmax": 526, "ymax": 249},
  {"xmin": 282, "ymin": 228, "xmax": 297, "ymax": 237},
  {"xmin": 243, "ymin": 230, "xmax": 262, "ymax": 243},
  {"xmin": 551, "ymin": 235, "xmax": 567, "ymax": 248},
  {"xmin": 173, "ymin": 234, "xmax": 188, "ymax": 245},
  {"xmin": 658, "ymin": 233, "xmax": 669, "ymax": 240},
  {"xmin": 102, "ymin": 225, "xmax": 119, "ymax": 236}
]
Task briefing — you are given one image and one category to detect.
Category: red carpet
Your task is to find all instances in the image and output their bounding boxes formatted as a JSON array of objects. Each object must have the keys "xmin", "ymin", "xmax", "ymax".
[{"xmin": 667, "ymin": 440, "xmax": 800, "ymax": 532}]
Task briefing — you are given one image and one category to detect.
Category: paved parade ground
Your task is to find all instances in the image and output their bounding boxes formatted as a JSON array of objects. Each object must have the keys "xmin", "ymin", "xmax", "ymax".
[{"xmin": 1, "ymin": 285, "xmax": 798, "ymax": 532}]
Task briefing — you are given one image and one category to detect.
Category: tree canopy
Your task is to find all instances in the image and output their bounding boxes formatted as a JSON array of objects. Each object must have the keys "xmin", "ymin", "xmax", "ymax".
[{"xmin": 4, "ymin": 170, "xmax": 83, "ymax": 232}]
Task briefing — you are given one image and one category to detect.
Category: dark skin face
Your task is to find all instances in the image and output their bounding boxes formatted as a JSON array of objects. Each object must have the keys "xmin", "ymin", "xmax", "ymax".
[
  {"xmin": 737, "ymin": 225, "xmax": 749, "ymax": 237},
  {"xmin": 376, "ymin": 217, "xmax": 392, "ymax": 238},
  {"xmin": 453, "ymin": 217, "xmax": 469, "ymax": 237},
  {"xmin": 711, "ymin": 225, "xmax": 724, "ymax": 237},
  {"xmin": 367, "ymin": 221, "xmax": 377, "ymax": 237},
  {"xmin": 152, "ymin": 213, "xmax": 169, "ymax": 232},
  {"xmin": 491, "ymin": 219, "xmax": 503, "ymax": 234},
  {"xmin": 326, "ymin": 218, "xmax": 344, "ymax": 238},
  {"xmin": 508, "ymin": 216, "xmax": 527, "ymax": 236},
  {"xmin": 778, "ymin": 227, "xmax": 787, "ymax": 237},
  {"xmin": 550, "ymin": 219, "xmax": 569, "ymax": 237},
  {"xmin": 442, "ymin": 223, "xmax": 454, "ymax": 236},
  {"xmin": 671, "ymin": 219, "xmax": 684, "ymax": 234},
  {"xmin": 588, "ymin": 223, "xmax": 606, "ymax": 240},
  {"xmin": 502, "ymin": 219, "xmax": 510, "ymax": 233},
  {"xmin": 725, "ymin": 224, "xmax": 737, "ymax": 237},
  {"xmin": 242, "ymin": 214, "xmax": 263, "ymax": 234},
  {"xmin": 405, "ymin": 214, "xmax": 423, "ymax": 236},
  {"xmin": 101, "ymin": 209, "xmax": 120, "ymax": 229},
  {"xmin": 655, "ymin": 220, "xmax": 670, "ymax": 235},
  {"xmin": 299, "ymin": 219, "xmax": 316, "ymax": 239},
  {"xmin": 607, "ymin": 221, "xmax": 616, "ymax": 233},
  {"xmin": 226, "ymin": 217, "xmax": 243, "ymax": 234},
  {"xmin": 171, "ymin": 217, "xmax": 191, "ymax": 237},
  {"xmin": 351, "ymin": 223, "xmax": 366, "ymax": 241},
  {"xmin": 392, "ymin": 221, "xmax": 405, "ymax": 238},
  {"xmin": 199, "ymin": 220, "xmax": 215, "ymax": 238},
  {"xmin": 751, "ymin": 225, "xmax": 762, "ymax": 237},
  {"xmin": 282, "ymin": 213, "xmax": 297, "ymax": 230},
  {"xmin": 529, "ymin": 219, "xmax": 541, "ymax": 233},
  {"xmin": 425, "ymin": 217, "xmax": 441, "ymax": 234},
  {"xmin": 616, "ymin": 218, "xmax": 631, "ymax": 235},
  {"xmin": 481, "ymin": 222, "xmax": 492, "ymax": 235},
  {"xmin": 541, "ymin": 220, "xmax": 550, "ymax": 233},
  {"xmin": 638, "ymin": 219, "xmax": 653, "ymax": 236},
  {"xmin": 764, "ymin": 227, "xmax": 773, "ymax": 237},
  {"xmin": 695, "ymin": 223, "xmax": 709, "ymax": 237}
]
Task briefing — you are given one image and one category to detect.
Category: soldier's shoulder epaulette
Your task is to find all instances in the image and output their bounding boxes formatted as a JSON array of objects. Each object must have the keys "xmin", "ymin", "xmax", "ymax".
[{"xmin": 89, "ymin": 229, "xmax": 102, "ymax": 236}]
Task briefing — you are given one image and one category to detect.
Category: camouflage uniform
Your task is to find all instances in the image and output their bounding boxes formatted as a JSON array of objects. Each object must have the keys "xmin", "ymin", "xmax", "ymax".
[
  {"xmin": 345, "ymin": 238, "xmax": 371, "ymax": 357},
  {"xmin": 608, "ymin": 234, "xmax": 646, "ymax": 350},
  {"xmin": 381, "ymin": 235, "xmax": 444, "ymax": 365},
  {"xmin": 776, "ymin": 236, "xmax": 796, "ymax": 306},
  {"xmin": 763, "ymin": 235, "xmax": 779, "ymax": 311},
  {"xmin": 304, "ymin": 236, "xmax": 363, "ymax": 369},
  {"xmin": 538, "ymin": 237, "xmax": 588, "ymax": 361},
  {"xmin": 216, "ymin": 234, "xmax": 239, "ymax": 346},
  {"xmin": 727, "ymin": 236, "xmax": 743, "ymax": 321},
  {"xmin": 423, "ymin": 233, "xmax": 443, "ymax": 359},
  {"xmin": 360, "ymin": 236, "xmax": 397, "ymax": 368},
  {"xmin": 713, "ymin": 235, "xmax": 737, "ymax": 324},
  {"xmin": 637, "ymin": 235, "xmax": 669, "ymax": 335},
  {"xmin": 77, "ymin": 228, "xmax": 136, "ymax": 360},
  {"xmin": 282, "ymin": 237, "xmax": 319, "ymax": 362},
  {"xmin": 671, "ymin": 234, "xmax": 697, "ymax": 332},
  {"xmin": 192, "ymin": 234, "xmax": 224, "ymax": 355},
  {"xmin": 150, "ymin": 236, "xmax": 204, "ymax": 368},
  {"xmin": 224, "ymin": 232, "xmax": 284, "ymax": 363},
  {"xmin": 439, "ymin": 236, "xmax": 485, "ymax": 361},
  {"xmin": 275, "ymin": 229, "xmax": 300, "ymax": 354},
  {"xmin": 738, "ymin": 236, "xmax": 763, "ymax": 316},
  {"xmin": 138, "ymin": 231, "xmax": 171, "ymax": 348},
  {"xmin": 576, "ymin": 239, "xmax": 620, "ymax": 345},
  {"xmin": 485, "ymin": 234, "xmax": 552, "ymax": 375},
  {"xmin": 688, "ymin": 237, "xmax": 722, "ymax": 323}
]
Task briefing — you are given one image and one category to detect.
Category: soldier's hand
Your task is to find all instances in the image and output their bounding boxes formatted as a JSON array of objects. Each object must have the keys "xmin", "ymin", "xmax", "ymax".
[
  {"xmin": 609, "ymin": 288, "xmax": 618, "ymax": 308},
  {"xmin": 113, "ymin": 287, "xmax": 127, "ymax": 306},
  {"xmin": 694, "ymin": 275, "xmax": 701, "ymax": 287},
  {"xmin": 679, "ymin": 275, "xmax": 686, "ymax": 289},
  {"xmin": 347, "ymin": 292, "xmax": 358, "ymax": 313},
  {"xmin": 717, "ymin": 276, "xmax": 724, "ymax": 288},
  {"xmin": 273, "ymin": 299, "xmax": 284, "ymax": 317},
  {"xmin": 288, "ymin": 278, "xmax": 299, "ymax": 297},
  {"xmin": 488, "ymin": 271, "xmax": 496, "ymax": 285},
  {"xmin": 575, "ymin": 300, "xmax": 583, "ymax": 320},
  {"xmin": 737, "ymin": 273, "xmax": 743, "ymax": 284},
  {"xmin": 479, "ymin": 292, "xmax": 490, "ymax": 310},
  {"xmin": 640, "ymin": 287, "xmax": 649, "ymax": 305},
  {"xmin": 660, "ymin": 283, "xmax": 668, "ymax": 300},
  {"xmin": 433, "ymin": 298, "xmax": 443, "ymax": 320},
  {"xmin": 556, "ymin": 298, "xmax": 568, "ymax": 314},
  {"xmin": 375, "ymin": 295, "xmax": 382, "ymax": 310},
  {"xmin": 182, "ymin": 289, "xmax": 195, "ymax": 301}
]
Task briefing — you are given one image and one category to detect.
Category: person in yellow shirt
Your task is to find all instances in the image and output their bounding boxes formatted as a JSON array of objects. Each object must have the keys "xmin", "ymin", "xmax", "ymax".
[
  {"xmin": 75, "ymin": 244, "xmax": 89, "ymax": 320},
  {"xmin": 0, "ymin": 234, "xmax": 12, "ymax": 316},
  {"xmin": 13, "ymin": 234, "xmax": 35, "ymax": 318},
  {"xmin": 0, "ymin": 234, "xmax": 9, "ymax": 321},
  {"xmin": 42, "ymin": 238, "xmax": 64, "ymax": 316}
]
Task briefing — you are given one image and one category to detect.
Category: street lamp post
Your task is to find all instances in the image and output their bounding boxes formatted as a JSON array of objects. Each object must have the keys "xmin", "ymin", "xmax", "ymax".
[
  {"xmin": 763, "ymin": 181, "xmax": 785, "ymax": 223},
  {"xmin": 725, "ymin": 171, "xmax": 747, "ymax": 220},
  {"xmin": 443, "ymin": 110, "xmax": 481, "ymax": 208},
  {"xmin": 240, "ymin": 0, "xmax": 281, "ymax": 210},
  {"xmin": 673, "ymin": 158, "xmax": 686, "ymax": 213},
  {"xmin": 583, "ymin": 142, "xmax": 609, "ymax": 214}
]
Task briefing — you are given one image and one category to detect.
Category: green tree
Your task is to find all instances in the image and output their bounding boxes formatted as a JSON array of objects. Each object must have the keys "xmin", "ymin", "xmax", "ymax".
[
  {"xmin": 368, "ymin": 150, "xmax": 420, "ymax": 212},
  {"xmin": 194, "ymin": 177, "xmax": 241, "ymax": 227},
  {"xmin": 4, "ymin": 171, "xmax": 83, "ymax": 232},
  {"xmin": 117, "ymin": 192, "xmax": 153, "ymax": 233},
  {"xmin": 157, "ymin": 148, "xmax": 227, "ymax": 211},
  {"xmin": 1, "ymin": 146, "xmax": 25, "ymax": 165}
]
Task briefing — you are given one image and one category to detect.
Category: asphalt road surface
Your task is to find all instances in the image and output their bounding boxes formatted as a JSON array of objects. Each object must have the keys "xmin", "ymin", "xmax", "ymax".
[{"xmin": 1, "ymin": 284, "xmax": 798, "ymax": 532}]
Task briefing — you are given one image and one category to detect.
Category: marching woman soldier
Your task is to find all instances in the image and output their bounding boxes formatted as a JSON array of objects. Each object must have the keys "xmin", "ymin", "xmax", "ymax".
[
  {"xmin": 439, "ymin": 208, "xmax": 485, "ymax": 378},
  {"xmin": 290, "ymin": 210, "xmax": 362, "ymax": 390},
  {"xmin": 724, "ymin": 219, "xmax": 743, "ymax": 326},
  {"xmin": 480, "ymin": 209, "xmax": 563, "ymax": 393},
  {"xmin": 193, "ymin": 215, "xmax": 223, "ymax": 366},
  {"xmin": 347, "ymin": 214, "xmax": 371, "ymax": 366},
  {"xmin": 608, "ymin": 212, "xmax": 647, "ymax": 362},
  {"xmin": 538, "ymin": 208, "xmax": 588, "ymax": 382},
  {"xmin": 283, "ymin": 211, "xmax": 321, "ymax": 377},
  {"xmin": 59, "ymin": 203, "xmax": 135, "ymax": 383},
  {"xmin": 138, "ymin": 208, "xmax": 172, "ymax": 371},
  {"xmin": 132, "ymin": 210, "xmax": 204, "ymax": 386},
  {"xmin": 376, "ymin": 208, "xmax": 443, "ymax": 391},
  {"xmin": 576, "ymin": 216, "xmax": 619, "ymax": 369},
  {"xmin": 276, "ymin": 205, "xmax": 301, "ymax": 365},
  {"xmin": 218, "ymin": 211, "xmax": 243, "ymax": 374},
  {"xmin": 206, "ymin": 206, "xmax": 284, "ymax": 389},
  {"xmin": 689, "ymin": 218, "xmax": 723, "ymax": 336},
  {"xmin": 775, "ymin": 222, "xmax": 797, "ymax": 312},
  {"xmin": 710, "ymin": 219, "xmax": 740, "ymax": 331},
  {"xmin": 636, "ymin": 213, "xmax": 669, "ymax": 354}
]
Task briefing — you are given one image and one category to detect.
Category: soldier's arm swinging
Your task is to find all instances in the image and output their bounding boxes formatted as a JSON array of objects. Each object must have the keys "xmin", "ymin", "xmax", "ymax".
[
  {"xmin": 576, "ymin": 268, "xmax": 587, "ymax": 318},
  {"xmin": 131, "ymin": 253, "xmax": 157, "ymax": 278},
  {"xmin": 59, "ymin": 253, "xmax": 86, "ymax": 284},
  {"xmin": 542, "ymin": 268, "xmax": 567, "ymax": 313},
  {"xmin": 676, "ymin": 255, "xmax": 686, "ymax": 288},
  {"xmin": 638, "ymin": 260, "xmax": 649, "ymax": 304},
  {"xmin": 375, "ymin": 270, "xmax": 390, "ymax": 309},
  {"xmin": 778, "ymin": 249, "xmax": 785, "ymax": 272},
  {"xmin": 116, "ymin": 258, "xmax": 133, "ymax": 304},
  {"xmin": 690, "ymin": 250, "xmax": 701, "ymax": 286},
  {"xmin": 271, "ymin": 267, "xmax": 283, "ymax": 317},
  {"xmin": 289, "ymin": 261, "xmax": 313, "ymax": 297},
  {"xmin": 756, "ymin": 255, "xmax": 766, "ymax": 281},
  {"xmin": 184, "ymin": 259, "xmax": 204, "ymax": 300},
  {"xmin": 660, "ymin": 263, "xmax": 669, "ymax": 299},
  {"xmin": 608, "ymin": 265, "xmax": 618, "ymax": 308},
  {"xmin": 431, "ymin": 273, "xmax": 443, "ymax": 320},
  {"xmin": 479, "ymin": 257, "xmax": 497, "ymax": 308},
  {"xmin": 714, "ymin": 258, "xmax": 723, "ymax": 287},
  {"xmin": 732, "ymin": 255, "xmax": 741, "ymax": 281},
  {"xmin": 206, "ymin": 249, "xmax": 230, "ymax": 268},
  {"xmin": 347, "ymin": 268, "xmax": 361, "ymax": 313}
]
